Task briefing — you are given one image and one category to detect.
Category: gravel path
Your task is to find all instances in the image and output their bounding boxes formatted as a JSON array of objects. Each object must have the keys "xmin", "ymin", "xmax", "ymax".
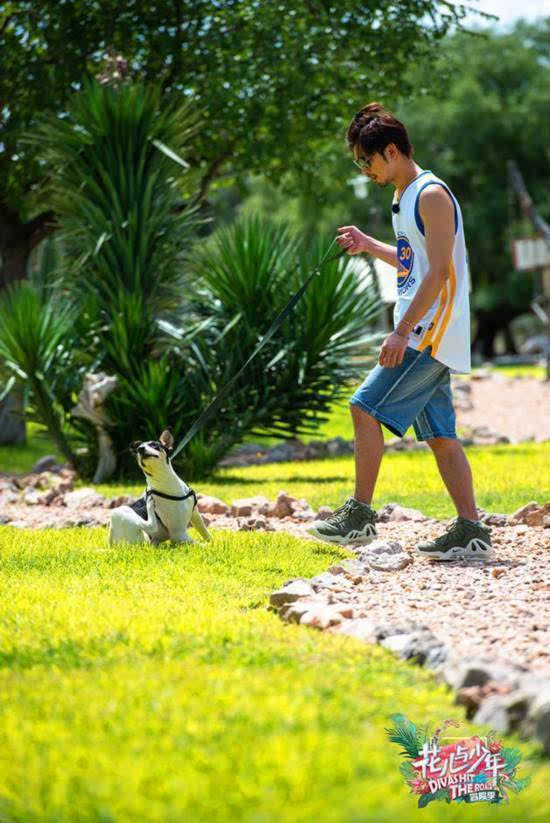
[
  {"xmin": 454, "ymin": 374, "xmax": 550, "ymax": 442},
  {"xmin": 326, "ymin": 519, "xmax": 550, "ymax": 677}
]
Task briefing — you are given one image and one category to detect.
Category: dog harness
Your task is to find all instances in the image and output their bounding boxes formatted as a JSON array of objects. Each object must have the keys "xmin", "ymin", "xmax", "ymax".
[
  {"xmin": 145, "ymin": 487, "xmax": 198, "ymax": 508},
  {"xmin": 145, "ymin": 487, "xmax": 198, "ymax": 532}
]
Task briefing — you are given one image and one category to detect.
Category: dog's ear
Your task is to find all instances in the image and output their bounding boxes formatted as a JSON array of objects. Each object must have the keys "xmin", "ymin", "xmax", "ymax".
[{"xmin": 159, "ymin": 428, "xmax": 174, "ymax": 452}]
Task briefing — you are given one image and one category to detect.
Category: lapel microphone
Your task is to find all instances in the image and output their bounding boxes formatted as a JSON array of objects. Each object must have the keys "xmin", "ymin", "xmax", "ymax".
[{"xmin": 392, "ymin": 203, "xmax": 400, "ymax": 213}]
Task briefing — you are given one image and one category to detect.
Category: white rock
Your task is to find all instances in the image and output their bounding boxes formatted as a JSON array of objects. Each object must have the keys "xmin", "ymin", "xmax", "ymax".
[
  {"xmin": 367, "ymin": 552, "xmax": 412, "ymax": 572},
  {"xmin": 269, "ymin": 579, "xmax": 315, "ymax": 607},
  {"xmin": 335, "ymin": 619, "xmax": 377, "ymax": 643},
  {"xmin": 292, "ymin": 508, "xmax": 317, "ymax": 522},
  {"xmin": 366, "ymin": 540, "xmax": 403, "ymax": 556},
  {"xmin": 299, "ymin": 604, "xmax": 344, "ymax": 629},
  {"xmin": 63, "ymin": 488, "xmax": 105, "ymax": 508},
  {"xmin": 387, "ymin": 505, "xmax": 427, "ymax": 522},
  {"xmin": 23, "ymin": 490, "xmax": 41, "ymax": 506}
]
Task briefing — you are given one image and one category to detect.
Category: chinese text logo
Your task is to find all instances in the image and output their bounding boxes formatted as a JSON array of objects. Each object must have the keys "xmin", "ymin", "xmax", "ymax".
[{"xmin": 386, "ymin": 713, "xmax": 530, "ymax": 807}]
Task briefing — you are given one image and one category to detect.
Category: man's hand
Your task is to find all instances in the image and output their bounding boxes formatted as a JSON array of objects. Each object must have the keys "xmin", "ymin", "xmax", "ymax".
[
  {"xmin": 336, "ymin": 225, "xmax": 370, "ymax": 255},
  {"xmin": 378, "ymin": 331, "xmax": 409, "ymax": 368}
]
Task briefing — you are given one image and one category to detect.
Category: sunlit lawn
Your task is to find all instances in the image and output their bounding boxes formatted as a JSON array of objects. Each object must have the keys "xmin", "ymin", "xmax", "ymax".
[
  {"xmin": 0, "ymin": 366, "xmax": 548, "ymax": 819},
  {"xmin": 0, "ymin": 525, "xmax": 547, "ymax": 821},
  {"xmin": 1, "ymin": 363, "xmax": 545, "ymax": 476},
  {"xmin": 1, "ymin": 431, "xmax": 548, "ymax": 522},
  {"xmin": 89, "ymin": 443, "xmax": 549, "ymax": 521}
]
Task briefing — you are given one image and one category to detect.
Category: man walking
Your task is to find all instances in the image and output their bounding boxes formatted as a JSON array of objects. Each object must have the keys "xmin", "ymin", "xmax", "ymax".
[{"xmin": 307, "ymin": 102, "xmax": 492, "ymax": 561}]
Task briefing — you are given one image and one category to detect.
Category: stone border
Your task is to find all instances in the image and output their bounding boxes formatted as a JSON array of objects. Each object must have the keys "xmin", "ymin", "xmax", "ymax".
[{"xmin": 269, "ymin": 546, "xmax": 550, "ymax": 755}]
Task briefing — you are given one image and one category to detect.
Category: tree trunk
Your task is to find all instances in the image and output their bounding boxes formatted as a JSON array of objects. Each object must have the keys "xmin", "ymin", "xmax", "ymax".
[
  {"xmin": 0, "ymin": 386, "xmax": 26, "ymax": 446},
  {"xmin": 0, "ymin": 200, "xmax": 56, "ymax": 289},
  {"xmin": 472, "ymin": 307, "xmax": 522, "ymax": 359}
]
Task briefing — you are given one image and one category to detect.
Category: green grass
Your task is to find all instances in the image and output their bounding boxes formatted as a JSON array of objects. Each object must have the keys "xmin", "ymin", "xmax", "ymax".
[
  {"xmin": 474, "ymin": 363, "xmax": 546, "ymax": 380},
  {"xmin": 92, "ymin": 443, "xmax": 549, "ymax": 520},
  {"xmin": 0, "ymin": 361, "xmax": 545, "ymax": 475},
  {"xmin": 0, "ymin": 421, "xmax": 64, "ymax": 475},
  {"xmin": 0, "ymin": 526, "xmax": 547, "ymax": 821}
]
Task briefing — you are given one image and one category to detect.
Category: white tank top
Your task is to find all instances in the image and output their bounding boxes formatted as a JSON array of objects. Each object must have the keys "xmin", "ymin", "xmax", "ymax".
[{"xmin": 391, "ymin": 169, "xmax": 471, "ymax": 374}]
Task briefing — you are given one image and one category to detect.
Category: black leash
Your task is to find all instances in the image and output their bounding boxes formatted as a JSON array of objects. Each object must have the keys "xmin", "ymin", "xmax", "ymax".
[{"xmin": 171, "ymin": 237, "xmax": 346, "ymax": 461}]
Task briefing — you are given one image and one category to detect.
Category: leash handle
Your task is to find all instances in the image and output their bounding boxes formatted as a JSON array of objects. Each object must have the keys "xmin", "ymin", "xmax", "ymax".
[{"xmin": 171, "ymin": 237, "xmax": 346, "ymax": 460}]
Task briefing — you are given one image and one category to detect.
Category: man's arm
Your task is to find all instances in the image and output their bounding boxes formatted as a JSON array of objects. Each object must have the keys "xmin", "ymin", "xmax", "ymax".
[
  {"xmin": 336, "ymin": 225, "xmax": 398, "ymax": 268},
  {"xmin": 379, "ymin": 185, "xmax": 455, "ymax": 367}
]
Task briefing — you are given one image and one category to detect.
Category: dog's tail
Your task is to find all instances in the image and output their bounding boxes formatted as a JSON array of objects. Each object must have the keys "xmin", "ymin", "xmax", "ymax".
[{"xmin": 191, "ymin": 507, "xmax": 212, "ymax": 541}]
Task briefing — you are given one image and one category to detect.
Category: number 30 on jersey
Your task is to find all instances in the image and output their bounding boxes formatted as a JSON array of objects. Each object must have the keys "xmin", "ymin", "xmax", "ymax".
[{"xmin": 397, "ymin": 235, "xmax": 415, "ymax": 292}]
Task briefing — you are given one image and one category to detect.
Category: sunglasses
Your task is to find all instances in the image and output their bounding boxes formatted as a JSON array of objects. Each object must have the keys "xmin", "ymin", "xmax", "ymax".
[{"xmin": 353, "ymin": 154, "xmax": 373, "ymax": 171}]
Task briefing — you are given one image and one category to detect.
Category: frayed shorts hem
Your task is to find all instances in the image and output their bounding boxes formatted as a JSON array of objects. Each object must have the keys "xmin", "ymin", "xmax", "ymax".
[
  {"xmin": 415, "ymin": 430, "xmax": 458, "ymax": 442},
  {"xmin": 349, "ymin": 398, "xmax": 405, "ymax": 438}
]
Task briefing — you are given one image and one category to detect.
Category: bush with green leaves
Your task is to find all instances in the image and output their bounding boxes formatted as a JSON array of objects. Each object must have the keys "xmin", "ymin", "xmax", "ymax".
[
  {"xmin": 0, "ymin": 78, "xmax": 383, "ymax": 480},
  {"xmin": 0, "ymin": 280, "xmax": 80, "ymax": 464},
  {"xmin": 104, "ymin": 214, "xmax": 384, "ymax": 478}
]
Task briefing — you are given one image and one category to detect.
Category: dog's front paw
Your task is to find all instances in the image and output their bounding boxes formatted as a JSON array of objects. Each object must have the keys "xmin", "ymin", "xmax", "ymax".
[{"xmin": 169, "ymin": 532, "xmax": 194, "ymax": 544}]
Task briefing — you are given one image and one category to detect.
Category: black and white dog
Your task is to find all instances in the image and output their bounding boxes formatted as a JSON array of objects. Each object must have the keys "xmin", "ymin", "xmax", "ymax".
[{"xmin": 109, "ymin": 429, "xmax": 211, "ymax": 545}]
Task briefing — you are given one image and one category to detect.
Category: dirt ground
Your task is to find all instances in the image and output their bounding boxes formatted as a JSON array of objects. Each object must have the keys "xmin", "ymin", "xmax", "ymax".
[{"xmin": 454, "ymin": 373, "xmax": 550, "ymax": 443}]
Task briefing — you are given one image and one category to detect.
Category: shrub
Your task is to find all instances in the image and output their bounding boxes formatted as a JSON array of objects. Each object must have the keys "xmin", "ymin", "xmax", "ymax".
[
  {"xmin": 0, "ymin": 281, "xmax": 80, "ymax": 464},
  {"xmin": 3, "ymin": 80, "xmax": 383, "ymax": 480}
]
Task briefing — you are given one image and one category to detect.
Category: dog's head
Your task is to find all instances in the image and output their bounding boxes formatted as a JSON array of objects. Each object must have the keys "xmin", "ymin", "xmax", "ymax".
[{"xmin": 133, "ymin": 429, "xmax": 174, "ymax": 475}]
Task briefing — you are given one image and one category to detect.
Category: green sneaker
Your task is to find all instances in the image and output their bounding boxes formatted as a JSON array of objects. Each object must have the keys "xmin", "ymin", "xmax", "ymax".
[
  {"xmin": 416, "ymin": 516, "xmax": 493, "ymax": 561},
  {"xmin": 306, "ymin": 497, "xmax": 378, "ymax": 545}
]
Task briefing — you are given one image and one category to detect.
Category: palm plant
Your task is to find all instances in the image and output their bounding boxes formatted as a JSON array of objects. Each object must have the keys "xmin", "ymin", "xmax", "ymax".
[
  {"xmin": 28, "ymin": 78, "xmax": 201, "ymax": 377},
  {"xmin": 6, "ymin": 79, "xmax": 384, "ymax": 481},
  {"xmin": 14, "ymin": 79, "xmax": 202, "ymax": 478},
  {"xmin": 0, "ymin": 281, "xmax": 79, "ymax": 464},
  {"xmin": 158, "ymin": 215, "xmax": 384, "ymax": 474}
]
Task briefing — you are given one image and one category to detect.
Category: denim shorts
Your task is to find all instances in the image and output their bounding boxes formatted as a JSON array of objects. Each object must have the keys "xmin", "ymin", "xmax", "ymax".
[{"xmin": 349, "ymin": 345, "xmax": 457, "ymax": 441}]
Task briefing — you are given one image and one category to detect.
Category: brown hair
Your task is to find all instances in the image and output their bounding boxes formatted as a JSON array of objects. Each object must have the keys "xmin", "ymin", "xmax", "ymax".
[{"xmin": 346, "ymin": 102, "xmax": 413, "ymax": 158}]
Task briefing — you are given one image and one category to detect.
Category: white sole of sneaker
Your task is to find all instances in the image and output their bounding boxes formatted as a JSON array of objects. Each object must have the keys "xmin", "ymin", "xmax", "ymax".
[
  {"xmin": 305, "ymin": 524, "xmax": 377, "ymax": 546},
  {"xmin": 415, "ymin": 537, "xmax": 493, "ymax": 561}
]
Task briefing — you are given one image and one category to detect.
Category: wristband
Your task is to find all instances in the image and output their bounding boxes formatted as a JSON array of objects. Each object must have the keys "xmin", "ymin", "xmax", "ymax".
[{"xmin": 394, "ymin": 330, "xmax": 409, "ymax": 340}]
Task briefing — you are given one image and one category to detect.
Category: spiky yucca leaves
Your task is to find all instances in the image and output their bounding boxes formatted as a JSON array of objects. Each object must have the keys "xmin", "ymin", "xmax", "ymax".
[
  {"xmin": 28, "ymin": 79, "xmax": 201, "ymax": 376},
  {"xmin": 13, "ymin": 85, "xmax": 383, "ymax": 480},
  {"xmin": 0, "ymin": 281, "xmax": 80, "ymax": 464},
  {"xmin": 177, "ymin": 215, "xmax": 383, "ymax": 452},
  {"xmin": 16, "ymin": 80, "xmax": 203, "ymax": 478},
  {"xmin": 143, "ymin": 215, "xmax": 383, "ymax": 477}
]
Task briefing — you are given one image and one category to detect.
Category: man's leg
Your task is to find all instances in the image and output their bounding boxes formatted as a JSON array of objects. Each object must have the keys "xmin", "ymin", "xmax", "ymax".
[
  {"xmin": 305, "ymin": 402, "xmax": 381, "ymax": 545},
  {"xmin": 351, "ymin": 403, "xmax": 384, "ymax": 505},
  {"xmin": 426, "ymin": 436, "xmax": 478, "ymax": 520}
]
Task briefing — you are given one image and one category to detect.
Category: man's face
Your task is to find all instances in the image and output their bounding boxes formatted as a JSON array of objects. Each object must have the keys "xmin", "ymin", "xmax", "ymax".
[{"xmin": 353, "ymin": 145, "xmax": 395, "ymax": 187}]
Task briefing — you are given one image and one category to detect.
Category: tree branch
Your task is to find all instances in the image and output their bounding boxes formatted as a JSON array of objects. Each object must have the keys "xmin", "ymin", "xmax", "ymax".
[
  {"xmin": 0, "ymin": 13, "xmax": 15, "ymax": 36},
  {"xmin": 24, "ymin": 210, "xmax": 57, "ymax": 249},
  {"xmin": 193, "ymin": 141, "xmax": 238, "ymax": 206},
  {"xmin": 508, "ymin": 160, "xmax": 550, "ymax": 247}
]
